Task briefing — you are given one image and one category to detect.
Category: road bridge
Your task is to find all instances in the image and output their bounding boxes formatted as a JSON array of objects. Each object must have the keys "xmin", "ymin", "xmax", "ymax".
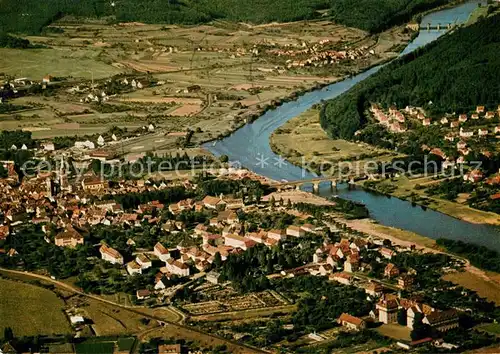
[{"xmin": 270, "ymin": 175, "xmax": 368, "ymax": 193}]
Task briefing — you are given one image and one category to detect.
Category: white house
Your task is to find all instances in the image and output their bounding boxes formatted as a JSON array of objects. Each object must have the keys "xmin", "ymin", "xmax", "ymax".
[
  {"xmin": 165, "ymin": 259, "xmax": 190, "ymax": 277},
  {"xmin": 154, "ymin": 242, "xmax": 170, "ymax": 262},
  {"xmin": 136, "ymin": 254, "xmax": 152, "ymax": 269},
  {"xmin": 286, "ymin": 225, "xmax": 305, "ymax": 237},
  {"xmin": 99, "ymin": 244, "xmax": 124, "ymax": 265},
  {"xmin": 127, "ymin": 260, "xmax": 142, "ymax": 275}
]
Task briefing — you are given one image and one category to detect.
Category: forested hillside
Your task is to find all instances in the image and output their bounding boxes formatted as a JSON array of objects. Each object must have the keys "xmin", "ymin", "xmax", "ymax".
[
  {"xmin": 0, "ymin": 0, "xmax": 448, "ymax": 34},
  {"xmin": 320, "ymin": 14, "xmax": 500, "ymax": 140}
]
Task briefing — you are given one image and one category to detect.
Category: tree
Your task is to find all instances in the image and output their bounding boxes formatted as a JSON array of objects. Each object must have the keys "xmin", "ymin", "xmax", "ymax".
[
  {"xmin": 3, "ymin": 327, "xmax": 14, "ymax": 341},
  {"xmin": 0, "ymin": 164, "xmax": 7, "ymax": 178},
  {"xmin": 410, "ymin": 312, "xmax": 432, "ymax": 340},
  {"xmin": 219, "ymin": 155, "xmax": 229, "ymax": 163},
  {"xmin": 213, "ymin": 252, "xmax": 222, "ymax": 268},
  {"xmin": 397, "ymin": 308, "xmax": 407, "ymax": 326}
]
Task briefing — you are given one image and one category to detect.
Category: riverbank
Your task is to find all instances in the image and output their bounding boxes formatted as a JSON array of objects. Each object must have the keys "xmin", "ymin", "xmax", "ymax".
[
  {"xmin": 360, "ymin": 177, "xmax": 500, "ymax": 226},
  {"xmin": 269, "ymin": 108, "xmax": 399, "ymax": 176},
  {"xmin": 268, "ymin": 100, "xmax": 500, "ymax": 226}
]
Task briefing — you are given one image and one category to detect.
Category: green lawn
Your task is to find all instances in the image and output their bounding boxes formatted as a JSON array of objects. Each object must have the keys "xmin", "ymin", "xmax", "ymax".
[
  {"xmin": 75, "ymin": 341, "xmax": 115, "ymax": 354},
  {"xmin": 477, "ymin": 323, "xmax": 500, "ymax": 336}
]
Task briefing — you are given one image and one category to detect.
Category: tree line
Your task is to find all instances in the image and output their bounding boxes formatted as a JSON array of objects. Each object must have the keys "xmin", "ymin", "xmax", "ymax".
[
  {"xmin": 0, "ymin": 0, "xmax": 446, "ymax": 35},
  {"xmin": 437, "ymin": 238, "xmax": 500, "ymax": 273}
]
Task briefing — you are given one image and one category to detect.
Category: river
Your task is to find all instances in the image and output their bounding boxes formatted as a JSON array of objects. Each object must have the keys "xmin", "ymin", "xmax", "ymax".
[{"xmin": 205, "ymin": 0, "xmax": 500, "ymax": 251}]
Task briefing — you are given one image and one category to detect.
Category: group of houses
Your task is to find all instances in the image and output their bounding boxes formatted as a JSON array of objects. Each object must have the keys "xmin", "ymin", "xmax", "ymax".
[
  {"xmin": 369, "ymin": 104, "xmax": 500, "ymax": 182},
  {"xmin": 307, "ymin": 236, "xmax": 461, "ymax": 341},
  {"xmin": 265, "ymin": 41, "xmax": 372, "ymax": 69}
]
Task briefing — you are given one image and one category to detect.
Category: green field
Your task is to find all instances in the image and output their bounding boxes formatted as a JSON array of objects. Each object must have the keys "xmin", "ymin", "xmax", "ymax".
[
  {"xmin": 74, "ymin": 337, "xmax": 136, "ymax": 354},
  {"xmin": 75, "ymin": 341, "xmax": 115, "ymax": 354},
  {"xmin": 0, "ymin": 278, "xmax": 71, "ymax": 337},
  {"xmin": 0, "ymin": 48, "xmax": 122, "ymax": 80},
  {"xmin": 478, "ymin": 323, "xmax": 500, "ymax": 335}
]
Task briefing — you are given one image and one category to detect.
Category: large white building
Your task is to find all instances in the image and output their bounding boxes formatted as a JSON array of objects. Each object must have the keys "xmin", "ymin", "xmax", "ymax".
[
  {"xmin": 99, "ymin": 244, "xmax": 124, "ymax": 265},
  {"xmin": 165, "ymin": 259, "xmax": 190, "ymax": 277},
  {"xmin": 154, "ymin": 242, "xmax": 170, "ymax": 262}
]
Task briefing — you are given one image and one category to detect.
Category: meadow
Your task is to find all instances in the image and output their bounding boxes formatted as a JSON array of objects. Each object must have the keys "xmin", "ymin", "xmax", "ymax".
[{"xmin": 0, "ymin": 278, "xmax": 71, "ymax": 337}]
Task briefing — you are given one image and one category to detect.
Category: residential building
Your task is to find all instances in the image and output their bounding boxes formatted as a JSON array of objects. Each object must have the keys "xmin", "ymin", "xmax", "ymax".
[
  {"xmin": 99, "ymin": 244, "xmax": 124, "ymax": 265},
  {"xmin": 165, "ymin": 259, "xmax": 190, "ymax": 277},
  {"xmin": 350, "ymin": 239, "xmax": 368, "ymax": 252},
  {"xmin": 54, "ymin": 226, "xmax": 84, "ymax": 248},
  {"xmin": 331, "ymin": 272, "xmax": 352, "ymax": 286},
  {"xmin": 486, "ymin": 111, "xmax": 495, "ymax": 119},
  {"xmin": 384, "ymin": 263, "xmax": 400, "ymax": 278},
  {"xmin": 286, "ymin": 225, "xmax": 305, "ymax": 237},
  {"xmin": 155, "ymin": 276, "xmax": 168, "ymax": 290},
  {"xmin": 224, "ymin": 234, "xmax": 255, "ymax": 250},
  {"xmin": 158, "ymin": 344, "xmax": 181, "ymax": 354},
  {"xmin": 464, "ymin": 169, "xmax": 484, "ymax": 183},
  {"xmin": 337, "ymin": 313, "xmax": 367, "ymax": 331},
  {"xmin": 364, "ymin": 282, "xmax": 384, "ymax": 297},
  {"xmin": 136, "ymin": 254, "xmax": 152, "ymax": 269},
  {"xmin": 398, "ymin": 274, "xmax": 415, "ymax": 290},
  {"xmin": 319, "ymin": 264, "xmax": 333, "ymax": 276},
  {"xmin": 206, "ymin": 270, "xmax": 221, "ymax": 284},
  {"xmin": 380, "ymin": 247, "xmax": 395, "ymax": 259},
  {"xmin": 301, "ymin": 223, "xmax": 317, "ymax": 233},
  {"xmin": 423, "ymin": 310, "xmax": 460, "ymax": 332},
  {"xmin": 82, "ymin": 177, "xmax": 107, "ymax": 192},
  {"xmin": 344, "ymin": 254, "xmax": 360, "ymax": 273},
  {"xmin": 202, "ymin": 195, "xmax": 226, "ymax": 209},
  {"xmin": 267, "ymin": 229, "xmax": 286, "ymax": 241},
  {"xmin": 154, "ymin": 242, "xmax": 170, "ymax": 261},
  {"xmin": 136, "ymin": 289, "xmax": 151, "ymax": 300},
  {"xmin": 478, "ymin": 128, "xmax": 489, "ymax": 136},
  {"xmin": 127, "ymin": 260, "xmax": 142, "ymax": 275},
  {"xmin": 376, "ymin": 299, "xmax": 399, "ymax": 324},
  {"xmin": 42, "ymin": 75, "xmax": 53, "ymax": 83}
]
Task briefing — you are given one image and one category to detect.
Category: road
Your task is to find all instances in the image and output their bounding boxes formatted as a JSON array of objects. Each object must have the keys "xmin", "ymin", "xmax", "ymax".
[{"xmin": 0, "ymin": 268, "xmax": 265, "ymax": 354}]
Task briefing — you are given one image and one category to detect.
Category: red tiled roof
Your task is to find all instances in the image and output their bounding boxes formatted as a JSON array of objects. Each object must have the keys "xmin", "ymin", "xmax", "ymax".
[{"xmin": 338, "ymin": 313, "xmax": 364, "ymax": 326}]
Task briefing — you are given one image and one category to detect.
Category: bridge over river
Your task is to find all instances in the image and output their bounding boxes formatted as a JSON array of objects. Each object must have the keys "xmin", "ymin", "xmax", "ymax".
[{"xmin": 270, "ymin": 175, "xmax": 371, "ymax": 193}]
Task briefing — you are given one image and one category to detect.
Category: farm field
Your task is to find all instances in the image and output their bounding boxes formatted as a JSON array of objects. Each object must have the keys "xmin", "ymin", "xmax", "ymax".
[
  {"xmin": 1, "ymin": 18, "xmax": 412, "ymax": 144},
  {"xmin": 65, "ymin": 295, "xmax": 156, "ymax": 336},
  {"xmin": 0, "ymin": 278, "xmax": 72, "ymax": 337},
  {"xmin": 74, "ymin": 337, "xmax": 136, "ymax": 354},
  {"xmin": 443, "ymin": 271, "xmax": 500, "ymax": 305},
  {"xmin": 140, "ymin": 325, "xmax": 261, "ymax": 354}
]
